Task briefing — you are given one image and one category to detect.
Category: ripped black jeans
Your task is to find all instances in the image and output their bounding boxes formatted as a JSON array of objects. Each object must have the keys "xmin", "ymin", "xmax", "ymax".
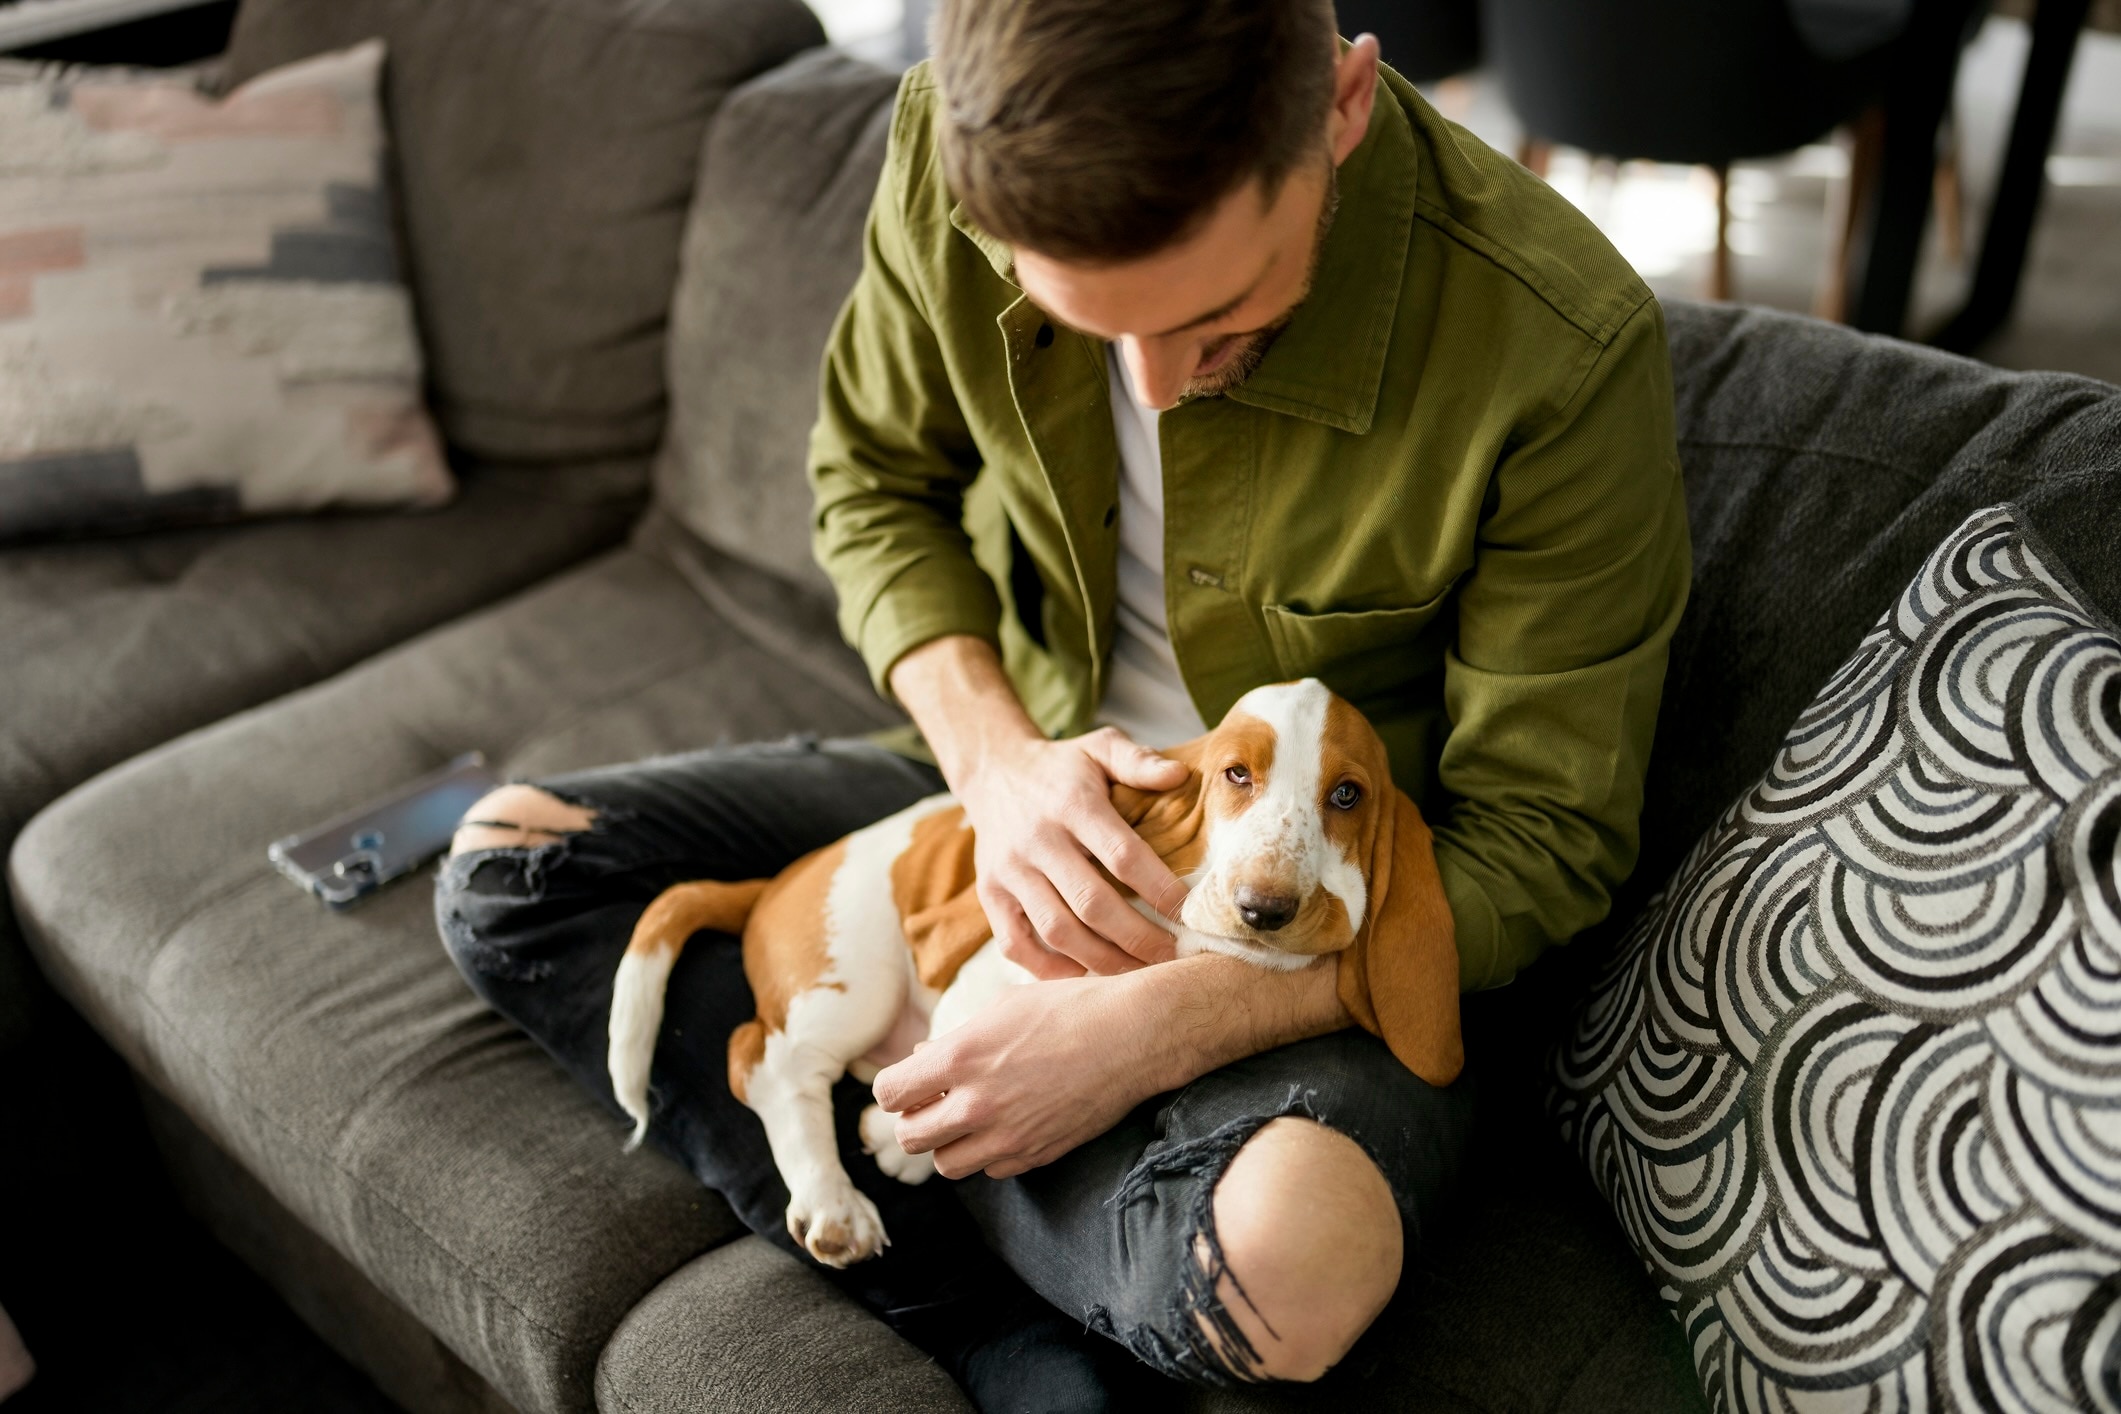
[{"xmin": 432, "ymin": 736, "xmax": 1475, "ymax": 1391}]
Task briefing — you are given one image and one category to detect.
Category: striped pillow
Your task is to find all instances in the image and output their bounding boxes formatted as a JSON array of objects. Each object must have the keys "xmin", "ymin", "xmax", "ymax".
[
  {"xmin": 0, "ymin": 39, "xmax": 449, "ymax": 541},
  {"xmin": 1551, "ymin": 504, "xmax": 2121, "ymax": 1412}
]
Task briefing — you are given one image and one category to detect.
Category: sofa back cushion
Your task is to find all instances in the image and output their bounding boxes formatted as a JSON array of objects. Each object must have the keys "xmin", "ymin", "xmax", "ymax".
[
  {"xmin": 1643, "ymin": 301, "xmax": 2121, "ymax": 911},
  {"xmin": 222, "ymin": 0, "xmax": 825, "ymax": 464},
  {"xmin": 653, "ymin": 49, "xmax": 898, "ymax": 598}
]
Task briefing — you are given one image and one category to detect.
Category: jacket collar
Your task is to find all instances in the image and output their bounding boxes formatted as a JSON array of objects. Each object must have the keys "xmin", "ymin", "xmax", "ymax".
[
  {"xmin": 1223, "ymin": 81, "xmax": 1417, "ymax": 437},
  {"xmin": 950, "ymin": 201, "xmax": 1018, "ymax": 287},
  {"xmin": 948, "ymin": 75, "xmax": 1418, "ymax": 437}
]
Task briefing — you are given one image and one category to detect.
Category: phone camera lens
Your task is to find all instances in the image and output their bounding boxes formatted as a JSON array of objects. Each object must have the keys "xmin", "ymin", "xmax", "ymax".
[
  {"xmin": 334, "ymin": 852, "xmax": 380, "ymax": 880},
  {"xmin": 352, "ymin": 830, "xmax": 384, "ymax": 850}
]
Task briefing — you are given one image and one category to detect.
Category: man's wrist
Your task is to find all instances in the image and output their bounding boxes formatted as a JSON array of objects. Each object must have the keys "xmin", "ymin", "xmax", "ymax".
[
  {"xmin": 888, "ymin": 634, "xmax": 1043, "ymax": 791},
  {"xmin": 1108, "ymin": 952, "xmax": 1349, "ymax": 1097}
]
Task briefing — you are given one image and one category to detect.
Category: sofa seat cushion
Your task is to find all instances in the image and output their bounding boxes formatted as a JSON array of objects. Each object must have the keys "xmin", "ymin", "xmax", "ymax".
[
  {"xmin": 0, "ymin": 456, "xmax": 645, "ymax": 1054},
  {"xmin": 0, "ymin": 459, "xmax": 644, "ymax": 853},
  {"xmin": 8, "ymin": 515, "xmax": 900, "ymax": 1414},
  {"xmin": 597, "ymin": 1236, "xmax": 972, "ymax": 1413}
]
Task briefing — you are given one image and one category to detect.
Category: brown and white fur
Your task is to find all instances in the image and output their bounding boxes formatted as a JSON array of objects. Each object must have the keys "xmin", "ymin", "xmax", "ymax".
[{"xmin": 605, "ymin": 679, "xmax": 1461, "ymax": 1267}]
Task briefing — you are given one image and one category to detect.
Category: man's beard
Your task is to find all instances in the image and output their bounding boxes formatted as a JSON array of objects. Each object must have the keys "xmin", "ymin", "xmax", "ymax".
[{"xmin": 1179, "ymin": 162, "xmax": 1340, "ymax": 402}]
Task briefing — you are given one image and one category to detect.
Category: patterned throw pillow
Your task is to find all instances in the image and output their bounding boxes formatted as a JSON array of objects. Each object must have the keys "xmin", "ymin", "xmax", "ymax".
[
  {"xmin": 1551, "ymin": 505, "xmax": 2121, "ymax": 1412},
  {"xmin": 0, "ymin": 40, "xmax": 449, "ymax": 541}
]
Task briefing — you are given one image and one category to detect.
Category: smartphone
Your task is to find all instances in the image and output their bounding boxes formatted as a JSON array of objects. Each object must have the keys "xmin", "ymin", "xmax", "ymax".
[{"xmin": 268, "ymin": 753, "xmax": 501, "ymax": 909}]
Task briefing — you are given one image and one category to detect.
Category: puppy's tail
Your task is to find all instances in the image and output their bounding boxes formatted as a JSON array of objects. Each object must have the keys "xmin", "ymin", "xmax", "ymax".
[{"xmin": 608, "ymin": 878, "xmax": 770, "ymax": 1151}]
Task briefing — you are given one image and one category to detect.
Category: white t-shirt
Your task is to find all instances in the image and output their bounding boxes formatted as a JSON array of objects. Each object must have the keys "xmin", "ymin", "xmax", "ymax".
[{"xmin": 1096, "ymin": 345, "xmax": 1209, "ymax": 748}]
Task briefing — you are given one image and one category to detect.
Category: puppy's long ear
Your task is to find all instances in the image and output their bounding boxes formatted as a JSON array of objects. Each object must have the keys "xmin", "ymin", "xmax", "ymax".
[
  {"xmin": 1338, "ymin": 791, "xmax": 1463, "ymax": 1085},
  {"xmin": 1109, "ymin": 737, "xmax": 1209, "ymax": 873}
]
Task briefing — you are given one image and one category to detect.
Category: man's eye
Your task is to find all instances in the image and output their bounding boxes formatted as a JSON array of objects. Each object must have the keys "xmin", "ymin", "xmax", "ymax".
[
  {"xmin": 1329, "ymin": 782, "xmax": 1362, "ymax": 810},
  {"xmin": 1224, "ymin": 765, "xmax": 1251, "ymax": 787}
]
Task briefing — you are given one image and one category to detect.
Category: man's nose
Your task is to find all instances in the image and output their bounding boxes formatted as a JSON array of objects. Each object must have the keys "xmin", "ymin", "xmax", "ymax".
[
  {"xmin": 1234, "ymin": 885, "xmax": 1298, "ymax": 932},
  {"xmin": 1119, "ymin": 339, "xmax": 1190, "ymax": 411}
]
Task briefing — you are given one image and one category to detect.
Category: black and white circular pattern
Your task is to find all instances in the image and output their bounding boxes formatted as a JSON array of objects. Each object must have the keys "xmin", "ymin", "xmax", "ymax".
[{"xmin": 1552, "ymin": 505, "xmax": 2121, "ymax": 1413}]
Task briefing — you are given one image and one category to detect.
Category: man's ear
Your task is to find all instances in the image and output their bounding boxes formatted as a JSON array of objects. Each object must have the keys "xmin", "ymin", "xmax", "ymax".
[
  {"xmin": 1338, "ymin": 790, "xmax": 1463, "ymax": 1085},
  {"xmin": 1328, "ymin": 32, "xmax": 1381, "ymax": 165},
  {"xmin": 1110, "ymin": 737, "xmax": 1207, "ymax": 862}
]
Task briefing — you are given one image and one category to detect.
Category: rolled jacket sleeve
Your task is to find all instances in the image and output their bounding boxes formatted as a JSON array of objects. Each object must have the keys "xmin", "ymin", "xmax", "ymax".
[
  {"xmin": 808, "ymin": 77, "xmax": 1001, "ymax": 700},
  {"xmin": 1432, "ymin": 297, "xmax": 1691, "ymax": 990}
]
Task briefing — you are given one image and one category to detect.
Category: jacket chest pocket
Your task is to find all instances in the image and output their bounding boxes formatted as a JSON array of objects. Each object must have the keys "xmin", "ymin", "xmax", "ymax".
[{"xmin": 1261, "ymin": 591, "xmax": 1453, "ymax": 707}]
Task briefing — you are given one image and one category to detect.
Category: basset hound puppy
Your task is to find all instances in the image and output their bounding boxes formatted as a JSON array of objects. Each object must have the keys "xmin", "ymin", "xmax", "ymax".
[{"xmin": 606, "ymin": 678, "xmax": 1461, "ymax": 1267}]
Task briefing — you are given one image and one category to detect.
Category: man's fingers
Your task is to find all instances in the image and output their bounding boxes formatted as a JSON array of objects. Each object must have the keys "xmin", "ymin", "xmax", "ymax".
[
  {"xmin": 1080, "ymin": 727, "xmax": 1190, "ymax": 791},
  {"xmin": 1076, "ymin": 810, "xmax": 1189, "ymax": 935},
  {"xmin": 982, "ymin": 1153, "xmax": 1036, "ymax": 1181},
  {"xmin": 1013, "ymin": 871, "xmax": 1143, "ymax": 975},
  {"xmin": 982, "ymin": 886, "xmax": 1086, "ymax": 979},
  {"xmin": 894, "ymin": 1094, "xmax": 975, "ymax": 1157},
  {"xmin": 1003, "ymin": 931, "xmax": 1087, "ymax": 979},
  {"xmin": 1041, "ymin": 844, "xmax": 1176, "ymax": 965},
  {"xmin": 872, "ymin": 1045, "xmax": 950, "ymax": 1114},
  {"xmin": 934, "ymin": 1135, "xmax": 1005, "ymax": 1181}
]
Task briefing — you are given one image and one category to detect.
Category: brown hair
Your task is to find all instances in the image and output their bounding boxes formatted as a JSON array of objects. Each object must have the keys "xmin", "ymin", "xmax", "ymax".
[{"xmin": 931, "ymin": 0, "xmax": 1340, "ymax": 263}]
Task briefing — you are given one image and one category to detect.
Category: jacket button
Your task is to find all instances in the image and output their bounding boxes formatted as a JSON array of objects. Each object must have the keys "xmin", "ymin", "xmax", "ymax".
[
  {"xmin": 1102, "ymin": 504, "xmax": 1117, "ymax": 528},
  {"xmin": 1034, "ymin": 322, "xmax": 1054, "ymax": 348}
]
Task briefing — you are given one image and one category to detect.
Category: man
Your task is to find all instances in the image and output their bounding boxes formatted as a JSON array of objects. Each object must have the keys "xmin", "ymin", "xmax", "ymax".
[{"xmin": 436, "ymin": 0, "xmax": 1688, "ymax": 1398}]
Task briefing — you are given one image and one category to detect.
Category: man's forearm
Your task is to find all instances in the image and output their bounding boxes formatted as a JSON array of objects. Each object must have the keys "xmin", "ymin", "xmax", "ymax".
[
  {"xmin": 1120, "ymin": 952, "xmax": 1350, "ymax": 1096},
  {"xmin": 889, "ymin": 634, "xmax": 1042, "ymax": 790}
]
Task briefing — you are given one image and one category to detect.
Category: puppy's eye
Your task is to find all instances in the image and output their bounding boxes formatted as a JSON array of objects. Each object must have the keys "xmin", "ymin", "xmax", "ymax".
[
  {"xmin": 1224, "ymin": 765, "xmax": 1251, "ymax": 787},
  {"xmin": 1329, "ymin": 782, "xmax": 1362, "ymax": 810}
]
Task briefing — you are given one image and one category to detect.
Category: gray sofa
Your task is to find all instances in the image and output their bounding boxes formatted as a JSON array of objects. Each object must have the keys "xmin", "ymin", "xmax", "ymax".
[
  {"xmin": 9, "ymin": 0, "xmax": 2121, "ymax": 1409},
  {"xmin": 0, "ymin": 0, "xmax": 813, "ymax": 1393}
]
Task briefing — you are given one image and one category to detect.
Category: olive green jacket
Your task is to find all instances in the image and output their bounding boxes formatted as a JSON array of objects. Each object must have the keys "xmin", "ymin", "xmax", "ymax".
[{"xmin": 807, "ymin": 62, "xmax": 1690, "ymax": 991}]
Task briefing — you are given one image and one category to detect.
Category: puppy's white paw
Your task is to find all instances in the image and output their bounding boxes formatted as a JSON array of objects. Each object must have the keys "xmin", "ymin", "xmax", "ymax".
[
  {"xmin": 860, "ymin": 1103, "xmax": 936, "ymax": 1186},
  {"xmin": 785, "ymin": 1181, "xmax": 888, "ymax": 1267}
]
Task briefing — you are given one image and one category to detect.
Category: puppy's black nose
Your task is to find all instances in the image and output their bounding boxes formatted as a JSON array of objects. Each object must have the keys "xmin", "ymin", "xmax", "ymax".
[{"xmin": 1235, "ymin": 887, "xmax": 1297, "ymax": 932}]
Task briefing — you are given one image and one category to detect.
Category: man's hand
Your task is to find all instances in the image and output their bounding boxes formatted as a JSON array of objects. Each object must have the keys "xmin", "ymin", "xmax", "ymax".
[
  {"xmin": 957, "ymin": 726, "xmax": 1189, "ymax": 977},
  {"xmin": 878, "ymin": 974, "xmax": 1142, "ymax": 1178},
  {"xmin": 875, "ymin": 952, "xmax": 1349, "ymax": 1179},
  {"xmin": 891, "ymin": 635, "xmax": 1188, "ymax": 978}
]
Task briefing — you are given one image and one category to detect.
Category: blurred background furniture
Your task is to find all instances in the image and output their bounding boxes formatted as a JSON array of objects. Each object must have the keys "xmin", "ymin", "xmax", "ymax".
[
  {"xmin": 1335, "ymin": 0, "xmax": 1482, "ymax": 82},
  {"xmin": 1932, "ymin": 0, "xmax": 2108, "ymax": 350},
  {"xmin": 1482, "ymin": 0, "xmax": 1985, "ymax": 327}
]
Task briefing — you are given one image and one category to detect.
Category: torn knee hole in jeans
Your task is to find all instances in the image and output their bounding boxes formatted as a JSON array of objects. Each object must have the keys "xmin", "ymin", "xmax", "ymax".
[
  {"xmin": 449, "ymin": 782, "xmax": 606, "ymax": 855},
  {"xmin": 1100, "ymin": 1086, "xmax": 1326, "ymax": 1386},
  {"xmin": 440, "ymin": 791, "xmax": 614, "ymax": 893},
  {"xmin": 434, "ymin": 786, "xmax": 637, "ymax": 986}
]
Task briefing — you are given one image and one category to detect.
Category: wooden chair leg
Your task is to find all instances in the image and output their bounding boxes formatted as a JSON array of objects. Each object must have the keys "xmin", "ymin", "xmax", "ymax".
[
  {"xmin": 1936, "ymin": 109, "xmax": 1965, "ymax": 266},
  {"xmin": 1818, "ymin": 104, "xmax": 1886, "ymax": 323},
  {"xmin": 1709, "ymin": 163, "xmax": 1732, "ymax": 302},
  {"xmin": 1516, "ymin": 137, "xmax": 1552, "ymax": 179}
]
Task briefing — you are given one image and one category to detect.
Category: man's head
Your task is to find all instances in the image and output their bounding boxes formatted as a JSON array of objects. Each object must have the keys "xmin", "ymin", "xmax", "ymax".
[{"xmin": 932, "ymin": 0, "xmax": 1381, "ymax": 410}]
